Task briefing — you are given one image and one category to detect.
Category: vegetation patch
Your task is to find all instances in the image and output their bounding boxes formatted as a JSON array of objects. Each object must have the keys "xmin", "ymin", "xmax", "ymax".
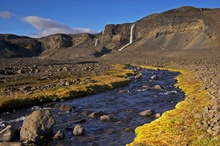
[
  {"xmin": 0, "ymin": 64, "xmax": 134, "ymax": 113},
  {"xmin": 127, "ymin": 65, "xmax": 220, "ymax": 146}
]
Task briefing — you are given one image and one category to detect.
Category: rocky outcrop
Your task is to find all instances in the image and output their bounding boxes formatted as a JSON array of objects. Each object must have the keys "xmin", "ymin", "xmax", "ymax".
[
  {"xmin": 0, "ymin": 34, "xmax": 43, "ymax": 58},
  {"xmin": 129, "ymin": 6, "xmax": 220, "ymax": 51},
  {"xmin": 1, "ymin": 6, "xmax": 220, "ymax": 59},
  {"xmin": 20, "ymin": 109, "xmax": 55, "ymax": 143},
  {"xmin": 39, "ymin": 33, "xmax": 72, "ymax": 50},
  {"xmin": 98, "ymin": 23, "xmax": 132, "ymax": 49}
]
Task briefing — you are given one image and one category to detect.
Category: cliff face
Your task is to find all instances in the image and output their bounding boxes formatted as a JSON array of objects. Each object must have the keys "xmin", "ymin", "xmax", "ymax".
[
  {"xmin": 131, "ymin": 6, "xmax": 220, "ymax": 51},
  {"xmin": 0, "ymin": 6, "xmax": 220, "ymax": 59},
  {"xmin": 0, "ymin": 34, "xmax": 43, "ymax": 58}
]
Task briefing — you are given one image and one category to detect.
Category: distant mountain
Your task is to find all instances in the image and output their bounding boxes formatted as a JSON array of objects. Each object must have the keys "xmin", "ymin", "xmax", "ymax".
[{"xmin": 0, "ymin": 6, "xmax": 220, "ymax": 59}]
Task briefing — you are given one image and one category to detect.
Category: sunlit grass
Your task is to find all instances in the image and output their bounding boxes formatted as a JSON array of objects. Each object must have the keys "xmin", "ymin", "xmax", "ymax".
[
  {"xmin": 127, "ymin": 65, "xmax": 220, "ymax": 146},
  {"xmin": 0, "ymin": 64, "xmax": 134, "ymax": 112}
]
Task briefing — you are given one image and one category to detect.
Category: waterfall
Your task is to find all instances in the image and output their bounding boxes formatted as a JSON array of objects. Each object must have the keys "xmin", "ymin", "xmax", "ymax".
[
  {"xmin": 102, "ymin": 26, "xmax": 105, "ymax": 35},
  {"xmin": 94, "ymin": 38, "xmax": 98, "ymax": 46},
  {"xmin": 129, "ymin": 23, "xmax": 135, "ymax": 43},
  {"xmin": 118, "ymin": 23, "xmax": 135, "ymax": 52}
]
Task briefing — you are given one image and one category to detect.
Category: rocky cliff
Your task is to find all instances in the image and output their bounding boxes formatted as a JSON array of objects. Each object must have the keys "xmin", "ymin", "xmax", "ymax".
[{"xmin": 0, "ymin": 6, "xmax": 220, "ymax": 59}]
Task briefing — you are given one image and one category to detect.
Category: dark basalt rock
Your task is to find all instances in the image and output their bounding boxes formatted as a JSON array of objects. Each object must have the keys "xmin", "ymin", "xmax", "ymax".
[{"xmin": 1, "ymin": 6, "xmax": 220, "ymax": 59}]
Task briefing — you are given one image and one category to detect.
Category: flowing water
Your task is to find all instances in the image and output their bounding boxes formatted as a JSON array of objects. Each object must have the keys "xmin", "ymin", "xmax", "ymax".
[
  {"xmin": 0, "ymin": 66, "xmax": 184, "ymax": 146},
  {"xmin": 118, "ymin": 23, "xmax": 135, "ymax": 52}
]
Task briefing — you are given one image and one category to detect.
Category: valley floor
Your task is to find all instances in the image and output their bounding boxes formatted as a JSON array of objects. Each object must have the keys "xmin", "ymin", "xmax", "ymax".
[{"xmin": 0, "ymin": 48, "xmax": 219, "ymax": 145}]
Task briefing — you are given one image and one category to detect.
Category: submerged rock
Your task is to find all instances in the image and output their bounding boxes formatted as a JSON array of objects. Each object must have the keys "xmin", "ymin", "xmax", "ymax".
[
  {"xmin": 54, "ymin": 104, "xmax": 74, "ymax": 112},
  {"xmin": 100, "ymin": 115, "xmax": 111, "ymax": 122},
  {"xmin": 88, "ymin": 112, "xmax": 104, "ymax": 119}
]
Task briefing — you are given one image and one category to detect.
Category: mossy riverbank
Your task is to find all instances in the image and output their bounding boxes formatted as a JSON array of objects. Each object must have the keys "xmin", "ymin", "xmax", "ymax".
[
  {"xmin": 0, "ymin": 64, "xmax": 134, "ymax": 113},
  {"xmin": 127, "ymin": 65, "xmax": 220, "ymax": 146}
]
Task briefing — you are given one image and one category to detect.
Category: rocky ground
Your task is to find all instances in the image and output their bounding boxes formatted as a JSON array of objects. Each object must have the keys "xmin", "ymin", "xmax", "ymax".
[
  {"xmin": 104, "ymin": 50, "xmax": 220, "ymax": 138},
  {"xmin": 0, "ymin": 49, "xmax": 219, "ymax": 144},
  {"xmin": 0, "ymin": 58, "xmax": 111, "ymax": 99}
]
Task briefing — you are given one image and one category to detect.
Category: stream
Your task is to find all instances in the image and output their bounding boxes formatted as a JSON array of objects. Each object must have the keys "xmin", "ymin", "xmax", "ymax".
[{"xmin": 0, "ymin": 66, "xmax": 184, "ymax": 146}]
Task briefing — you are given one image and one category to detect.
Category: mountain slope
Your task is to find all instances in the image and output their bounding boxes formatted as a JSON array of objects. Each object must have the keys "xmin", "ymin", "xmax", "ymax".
[{"xmin": 0, "ymin": 6, "xmax": 220, "ymax": 59}]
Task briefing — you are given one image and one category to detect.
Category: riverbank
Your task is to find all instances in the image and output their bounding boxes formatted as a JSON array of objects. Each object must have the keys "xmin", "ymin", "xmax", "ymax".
[
  {"xmin": 0, "ymin": 62, "xmax": 134, "ymax": 113},
  {"xmin": 102, "ymin": 51, "xmax": 220, "ymax": 145},
  {"xmin": 127, "ymin": 65, "xmax": 220, "ymax": 145},
  {"xmin": 0, "ymin": 54, "xmax": 219, "ymax": 145}
]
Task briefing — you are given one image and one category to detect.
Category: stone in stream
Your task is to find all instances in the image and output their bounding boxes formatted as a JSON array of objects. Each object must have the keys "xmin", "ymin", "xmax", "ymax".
[
  {"xmin": 88, "ymin": 112, "xmax": 104, "ymax": 119},
  {"xmin": 155, "ymin": 113, "xmax": 161, "ymax": 118},
  {"xmin": 20, "ymin": 109, "xmax": 55, "ymax": 143},
  {"xmin": 153, "ymin": 84, "xmax": 162, "ymax": 90},
  {"xmin": 73, "ymin": 125, "xmax": 85, "ymax": 136},
  {"xmin": 100, "ymin": 115, "xmax": 111, "ymax": 121},
  {"xmin": 118, "ymin": 89, "xmax": 128, "ymax": 93},
  {"xmin": 142, "ymin": 84, "xmax": 151, "ymax": 89},
  {"xmin": 53, "ymin": 130, "xmax": 65, "ymax": 140},
  {"xmin": 54, "ymin": 104, "xmax": 75, "ymax": 112},
  {"xmin": 139, "ymin": 109, "xmax": 155, "ymax": 117},
  {"xmin": 0, "ymin": 125, "xmax": 14, "ymax": 142},
  {"xmin": 151, "ymin": 75, "xmax": 158, "ymax": 80},
  {"xmin": 134, "ymin": 73, "xmax": 142, "ymax": 79}
]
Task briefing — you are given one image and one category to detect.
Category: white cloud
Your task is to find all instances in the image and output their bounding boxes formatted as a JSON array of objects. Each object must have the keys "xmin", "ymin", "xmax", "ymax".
[
  {"xmin": 21, "ymin": 16, "xmax": 97, "ymax": 38},
  {"xmin": 0, "ymin": 11, "xmax": 13, "ymax": 19}
]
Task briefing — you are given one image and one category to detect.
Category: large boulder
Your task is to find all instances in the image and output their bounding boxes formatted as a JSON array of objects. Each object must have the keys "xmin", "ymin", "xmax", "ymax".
[{"xmin": 20, "ymin": 109, "xmax": 55, "ymax": 143}]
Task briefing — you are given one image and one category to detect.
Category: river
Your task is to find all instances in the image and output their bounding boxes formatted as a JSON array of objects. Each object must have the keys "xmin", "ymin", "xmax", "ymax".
[{"xmin": 0, "ymin": 65, "xmax": 184, "ymax": 146}]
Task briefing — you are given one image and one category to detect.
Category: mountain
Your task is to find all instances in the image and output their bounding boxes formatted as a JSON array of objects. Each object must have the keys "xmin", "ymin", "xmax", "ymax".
[{"xmin": 0, "ymin": 6, "xmax": 220, "ymax": 59}]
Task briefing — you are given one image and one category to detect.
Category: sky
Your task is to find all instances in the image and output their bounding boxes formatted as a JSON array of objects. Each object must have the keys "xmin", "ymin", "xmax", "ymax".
[{"xmin": 0, "ymin": 0, "xmax": 220, "ymax": 38}]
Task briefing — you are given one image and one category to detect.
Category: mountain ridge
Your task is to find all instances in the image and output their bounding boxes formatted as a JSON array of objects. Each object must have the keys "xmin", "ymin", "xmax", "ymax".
[{"xmin": 0, "ymin": 6, "xmax": 220, "ymax": 59}]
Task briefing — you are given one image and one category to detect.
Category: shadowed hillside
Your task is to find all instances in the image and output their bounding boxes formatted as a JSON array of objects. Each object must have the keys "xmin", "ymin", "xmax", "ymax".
[{"xmin": 0, "ymin": 6, "xmax": 220, "ymax": 59}]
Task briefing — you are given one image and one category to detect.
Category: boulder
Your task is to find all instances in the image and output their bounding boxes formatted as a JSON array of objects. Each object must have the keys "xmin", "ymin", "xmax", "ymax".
[
  {"xmin": 73, "ymin": 125, "xmax": 85, "ymax": 136},
  {"xmin": 0, "ymin": 125, "xmax": 14, "ymax": 142},
  {"xmin": 20, "ymin": 109, "xmax": 55, "ymax": 143}
]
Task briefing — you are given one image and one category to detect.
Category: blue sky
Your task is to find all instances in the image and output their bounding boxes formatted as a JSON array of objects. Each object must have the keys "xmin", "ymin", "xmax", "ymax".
[{"xmin": 0, "ymin": 0, "xmax": 220, "ymax": 37}]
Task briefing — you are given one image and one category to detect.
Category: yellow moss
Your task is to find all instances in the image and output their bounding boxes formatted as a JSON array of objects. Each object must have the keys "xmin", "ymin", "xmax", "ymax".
[
  {"xmin": 127, "ymin": 65, "xmax": 220, "ymax": 146},
  {"xmin": 0, "ymin": 64, "xmax": 134, "ymax": 112}
]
